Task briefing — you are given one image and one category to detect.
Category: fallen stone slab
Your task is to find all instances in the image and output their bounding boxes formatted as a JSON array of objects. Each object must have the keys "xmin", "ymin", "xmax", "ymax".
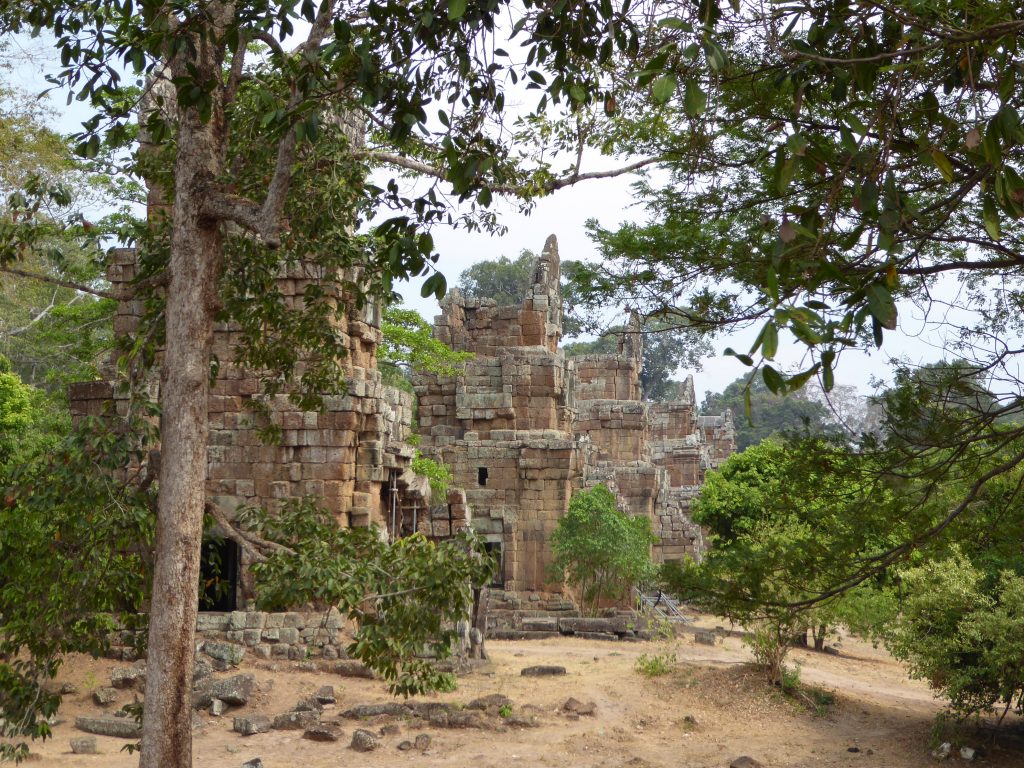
[
  {"xmin": 341, "ymin": 702, "xmax": 412, "ymax": 719},
  {"xmin": 241, "ymin": 759, "xmax": 263, "ymax": 768},
  {"xmin": 303, "ymin": 723, "xmax": 341, "ymax": 742},
  {"xmin": 70, "ymin": 736, "xmax": 97, "ymax": 754},
  {"xmin": 74, "ymin": 716, "xmax": 141, "ymax": 739},
  {"xmin": 467, "ymin": 693, "xmax": 512, "ymax": 711},
  {"xmin": 334, "ymin": 660, "xmax": 375, "ymax": 679},
  {"xmin": 233, "ymin": 715, "xmax": 272, "ymax": 736},
  {"xmin": 520, "ymin": 665, "xmax": 566, "ymax": 677},
  {"xmin": 272, "ymin": 710, "xmax": 320, "ymax": 730}
]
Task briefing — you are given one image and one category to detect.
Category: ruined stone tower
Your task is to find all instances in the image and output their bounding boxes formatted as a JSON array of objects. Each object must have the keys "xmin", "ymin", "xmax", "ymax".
[
  {"xmin": 70, "ymin": 234, "xmax": 732, "ymax": 612},
  {"xmin": 415, "ymin": 235, "xmax": 735, "ymax": 599}
]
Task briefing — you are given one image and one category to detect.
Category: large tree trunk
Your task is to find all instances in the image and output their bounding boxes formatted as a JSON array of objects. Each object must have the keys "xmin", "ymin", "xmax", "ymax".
[{"xmin": 139, "ymin": 13, "xmax": 227, "ymax": 767}]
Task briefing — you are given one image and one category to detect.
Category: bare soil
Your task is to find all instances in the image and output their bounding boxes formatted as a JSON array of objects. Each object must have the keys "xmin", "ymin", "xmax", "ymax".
[{"xmin": 16, "ymin": 615, "xmax": 1024, "ymax": 767}]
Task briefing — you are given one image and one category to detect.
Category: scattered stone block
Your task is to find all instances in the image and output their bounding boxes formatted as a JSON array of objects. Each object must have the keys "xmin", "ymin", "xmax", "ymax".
[
  {"xmin": 730, "ymin": 758, "xmax": 763, "ymax": 768},
  {"xmin": 110, "ymin": 664, "xmax": 145, "ymax": 690},
  {"xmin": 69, "ymin": 736, "xmax": 97, "ymax": 755},
  {"xmin": 241, "ymin": 759, "xmax": 263, "ymax": 768},
  {"xmin": 334, "ymin": 660, "xmax": 375, "ymax": 679},
  {"xmin": 195, "ymin": 674, "xmax": 255, "ymax": 708},
  {"xmin": 562, "ymin": 698, "xmax": 596, "ymax": 716},
  {"xmin": 59, "ymin": 683, "xmax": 79, "ymax": 695},
  {"xmin": 520, "ymin": 665, "xmax": 566, "ymax": 677},
  {"xmin": 693, "ymin": 630, "xmax": 716, "ymax": 646},
  {"xmin": 960, "ymin": 747, "xmax": 977, "ymax": 761},
  {"xmin": 201, "ymin": 641, "xmax": 245, "ymax": 667},
  {"xmin": 397, "ymin": 740, "xmax": 413, "ymax": 751},
  {"xmin": 414, "ymin": 733, "xmax": 431, "ymax": 751},
  {"xmin": 233, "ymin": 715, "xmax": 272, "ymax": 736},
  {"xmin": 350, "ymin": 728, "xmax": 379, "ymax": 752},
  {"xmin": 314, "ymin": 685, "xmax": 336, "ymax": 705},
  {"xmin": 342, "ymin": 703, "xmax": 411, "ymax": 719},
  {"xmin": 294, "ymin": 696, "xmax": 323, "ymax": 713},
  {"xmin": 92, "ymin": 687, "xmax": 118, "ymax": 706},
  {"xmin": 209, "ymin": 698, "xmax": 227, "ymax": 717}
]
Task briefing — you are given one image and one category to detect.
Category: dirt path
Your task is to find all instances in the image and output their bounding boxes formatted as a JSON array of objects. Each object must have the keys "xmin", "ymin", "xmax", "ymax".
[{"xmin": 13, "ymin": 620, "xmax": 1024, "ymax": 767}]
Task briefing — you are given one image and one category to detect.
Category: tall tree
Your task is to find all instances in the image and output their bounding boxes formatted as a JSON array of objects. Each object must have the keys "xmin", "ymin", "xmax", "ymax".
[
  {"xmin": 0, "ymin": 2, "xmax": 670, "ymax": 765},
  {"xmin": 457, "ymin": 249, "xmax": 536, "ymax": 307}
]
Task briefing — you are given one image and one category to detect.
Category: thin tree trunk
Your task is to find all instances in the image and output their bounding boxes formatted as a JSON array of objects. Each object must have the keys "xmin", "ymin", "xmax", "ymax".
[{"xmin": 139, "ymin": 11, "xmax": 227, "ymax": 766}]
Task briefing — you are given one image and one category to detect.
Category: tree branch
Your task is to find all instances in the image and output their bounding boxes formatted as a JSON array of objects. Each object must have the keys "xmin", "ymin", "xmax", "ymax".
[
  {"xmin": 201, "ymin": 2, "xmax": 336, "ymax": 247},
  {"xmin": 206, "ymin": 504, "xmax": 296, "ymax": 563},
  {"xmin": 355, "ymin": 150, "xmax": 662, "ymax": 195},
  {"xmin": 0, "ymin": 266, "xmax": 117, "ymax": 299}
]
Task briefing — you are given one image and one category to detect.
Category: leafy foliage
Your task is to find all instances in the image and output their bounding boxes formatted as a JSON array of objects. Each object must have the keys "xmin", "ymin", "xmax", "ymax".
[
  {"xmin": 409, "ymin": 451, "xmax": 453, "ymax": 501},
  {"xmin": 549, "ymin": 484, "xmax": 657, "ymax": 616},
  {"xmin": 239, "ymin": 499, "xmax": 493, "ymax": 696},
  {"xmin": 379, "ymin": 304, "xmax": 472, "ymax": 388},
  {"xmin": 701, "ymin": 375, "xmax": 837, "ymax": 451},
  {"xmin": 0, "ymin": 414, "xmax": 155, "ymax": 761}
]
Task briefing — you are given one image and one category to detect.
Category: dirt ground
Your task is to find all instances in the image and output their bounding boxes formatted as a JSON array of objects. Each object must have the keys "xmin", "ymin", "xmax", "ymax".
[{"xmin": 15, "ymin": 615, "xmax": 1024, "ymax": 767}]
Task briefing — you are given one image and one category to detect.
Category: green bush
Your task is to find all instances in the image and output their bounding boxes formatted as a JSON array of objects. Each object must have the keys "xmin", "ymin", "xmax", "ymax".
[
  {"xmin": 888, "ymin": 552, "xmax": 1024, "ymax": 722},
  {"xmin": 550, "ymin": 484, "xmax": 657, "ymax": 616}
]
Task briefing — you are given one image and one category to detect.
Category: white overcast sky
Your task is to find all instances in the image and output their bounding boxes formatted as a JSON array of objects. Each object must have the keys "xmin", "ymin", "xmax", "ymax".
[{"xmin": 5, "ymin": 32, "xmax": 969, "ymax": 404}]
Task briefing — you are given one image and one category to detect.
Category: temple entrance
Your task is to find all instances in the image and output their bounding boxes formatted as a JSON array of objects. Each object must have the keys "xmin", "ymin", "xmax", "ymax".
[{"xmin": 199, "ymin": 538, "xmax": 240, "ymax": 612}]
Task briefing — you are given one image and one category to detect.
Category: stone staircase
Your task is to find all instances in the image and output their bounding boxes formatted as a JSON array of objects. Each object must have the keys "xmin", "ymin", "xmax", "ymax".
[{"xmin": 485, "ymin": 591, "xmax": 654, "ymax": 641}]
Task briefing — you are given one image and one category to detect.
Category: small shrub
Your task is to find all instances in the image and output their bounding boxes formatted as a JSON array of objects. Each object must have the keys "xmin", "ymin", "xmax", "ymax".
[
  {"xmin": 744, "ymin": 619, "xmax": 792, "ymax": 686},
  {"xmin": 634, "ymin": 652, "xmax": 676, "ymax": 677},
  {"xmin": 498, "ymin": 704, "xmax": 512, "ymax": 718}
]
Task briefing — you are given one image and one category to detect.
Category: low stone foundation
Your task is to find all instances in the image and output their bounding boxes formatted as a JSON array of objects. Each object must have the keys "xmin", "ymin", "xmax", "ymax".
[{"xmin": 106, "ymin": 610, "xmax": 348, "ymax": 662}]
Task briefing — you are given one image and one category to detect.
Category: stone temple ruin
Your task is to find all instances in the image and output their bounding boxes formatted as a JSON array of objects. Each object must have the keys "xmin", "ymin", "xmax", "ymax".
[{"xmin": 69, "ymin": 235, "xmax": 733, "ymax": 628}]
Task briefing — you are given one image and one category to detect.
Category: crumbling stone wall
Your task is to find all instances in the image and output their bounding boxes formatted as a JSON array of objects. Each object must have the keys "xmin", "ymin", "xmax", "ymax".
[
  {"xmin": 70, "ymin": 249, "xmax": 434, "ymax": 607},
  {"xmin": 416, "ymin": 235, "xmax": 735, "ymax": 597}
]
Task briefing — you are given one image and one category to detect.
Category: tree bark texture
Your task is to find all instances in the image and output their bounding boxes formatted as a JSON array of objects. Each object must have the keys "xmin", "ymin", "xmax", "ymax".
[{"xmin": 139, "ymin": 9, "xmax": 228, "ymax": 767}]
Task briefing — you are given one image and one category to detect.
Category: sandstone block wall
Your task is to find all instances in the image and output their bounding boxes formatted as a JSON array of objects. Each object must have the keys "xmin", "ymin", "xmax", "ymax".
[{"xmin": 70, "ymin": 250, "xmax": 431, "ymax": 608}]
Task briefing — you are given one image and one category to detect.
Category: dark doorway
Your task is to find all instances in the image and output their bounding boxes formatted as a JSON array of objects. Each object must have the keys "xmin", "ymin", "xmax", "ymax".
[
  {"xmin": 483, "ymin": 541, "xmax": 504, "ymax": 588},
  {"xmin": 200, "ymin": 538, "xmax": 240, "ymax": 612},
  {"xmin": 477, "ymin": 467, "xmax": 488, "ymax": 486}
]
